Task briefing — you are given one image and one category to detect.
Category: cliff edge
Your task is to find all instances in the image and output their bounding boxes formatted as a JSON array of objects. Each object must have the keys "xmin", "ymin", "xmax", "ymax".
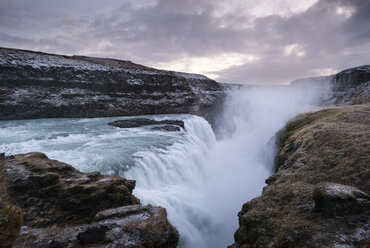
[
  {"xmin": 230, "ymin": 104, "xmax": 370, "ymax": 247},
  {"xmin": 0, "ymin": 47, "xmax": 225, "ymax": 123}
]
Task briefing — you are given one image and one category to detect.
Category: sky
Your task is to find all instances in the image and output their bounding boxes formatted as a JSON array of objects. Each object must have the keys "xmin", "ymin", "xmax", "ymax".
[{"xmin": 0, "ymin": 0, "xmax": 369, "ymax": 85}]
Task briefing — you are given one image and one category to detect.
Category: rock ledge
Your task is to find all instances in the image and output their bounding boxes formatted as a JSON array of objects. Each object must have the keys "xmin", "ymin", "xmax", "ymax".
[{"xmin": 2, "ymin": 152, "xmax": 179, "ymax": 248}]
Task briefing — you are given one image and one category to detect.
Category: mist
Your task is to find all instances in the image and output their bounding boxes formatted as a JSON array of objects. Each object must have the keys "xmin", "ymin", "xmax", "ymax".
[{"xmin": 123, "ymin": 82, "xmax": 332, "ymax": 248}]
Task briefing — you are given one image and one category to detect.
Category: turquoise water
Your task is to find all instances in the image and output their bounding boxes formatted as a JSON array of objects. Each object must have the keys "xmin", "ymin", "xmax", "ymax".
[{"xmin": 0, "ymin": 86, "xmax": 324, "ymax": 247}]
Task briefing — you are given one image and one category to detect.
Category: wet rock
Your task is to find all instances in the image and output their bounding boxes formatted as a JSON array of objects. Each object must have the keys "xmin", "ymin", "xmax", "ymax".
[
  {"xmin": 77, "ymin": 225, "xmax": 109, "ymax": 244},
  {"xmin": 2, "ymin": 152, "xmax": 179, "ymax": 248},
  {"xmin": 313, "ymin": 183, "xmax": 370, "ymax": 218},
  {"xmin": 95, "ymin": 204, "xmax": 150, "ymax": 221},
  {"xmin": 108, "ymin": 118, "xmax": 184, "ymax": 129},
  {"xmin": 151, "ymin": 125, "xmax": 181, "ymax": 132},
  {"xmin": 0, "ymin": 153, "xmax": 23, "ymax": 248}
]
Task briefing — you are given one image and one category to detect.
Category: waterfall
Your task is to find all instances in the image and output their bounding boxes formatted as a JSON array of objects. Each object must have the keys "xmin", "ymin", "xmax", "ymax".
[
  {"xmin": 125, "ymin": 85, "xmax": 326, "ymax": 248},
  {"xmin": 0, "ymin": 84, "xmax": 328, "ymax": 248},
  {"xmin": 124, "ymin": 116, "xmax": 216, "ymax": 247}
]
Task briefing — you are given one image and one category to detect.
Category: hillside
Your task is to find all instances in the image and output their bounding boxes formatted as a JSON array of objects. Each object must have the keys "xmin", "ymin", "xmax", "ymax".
[{"xmin": 0, "ymin": 47, "xmax": 225, "ymax": 123}]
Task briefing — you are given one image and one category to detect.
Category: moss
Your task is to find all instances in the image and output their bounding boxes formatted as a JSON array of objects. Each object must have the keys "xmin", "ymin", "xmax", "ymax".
[
  {"xmin": 0, "ymin": 202, "xmax": 23, "ymax": 247},
  {"xmin": 281, "ymin": 108, "xmax": 340, "ymax": 146},
  {"xmin": 0, "ymin": 155, "xmax": 23, "ymax": 247}
]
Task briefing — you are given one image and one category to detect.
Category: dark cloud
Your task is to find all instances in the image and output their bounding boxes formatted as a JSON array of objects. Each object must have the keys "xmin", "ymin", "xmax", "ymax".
[
  {"xmin": 0, "ymin": 0, "xmax": 369, "ymax": 84},
  {"xmin": 216, "ymin": 0, "xmax": 370, "ymax": 84}
]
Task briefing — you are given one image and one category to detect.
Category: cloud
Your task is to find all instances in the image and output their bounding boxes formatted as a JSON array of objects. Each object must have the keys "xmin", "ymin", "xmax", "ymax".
[{"xmin": 0, "ymin": 0, "xmax": 369, "ymax": 84}]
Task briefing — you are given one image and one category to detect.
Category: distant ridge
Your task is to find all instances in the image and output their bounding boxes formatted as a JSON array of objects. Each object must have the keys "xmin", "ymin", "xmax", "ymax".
[{"xmin": 0, "ymin": 47, "xmax": 225, "ymax": 123}]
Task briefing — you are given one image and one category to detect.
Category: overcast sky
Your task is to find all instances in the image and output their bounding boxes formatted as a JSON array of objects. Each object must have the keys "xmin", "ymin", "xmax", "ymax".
[{"xmin": 0, "ymin": 0, "xmax": 369, "ymax": 84}]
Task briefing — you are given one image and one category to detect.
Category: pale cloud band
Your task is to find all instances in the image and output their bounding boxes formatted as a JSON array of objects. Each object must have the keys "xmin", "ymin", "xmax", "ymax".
[{"xmin": 0, "ymin": 0, "xmax": 369, "ymax": 84}]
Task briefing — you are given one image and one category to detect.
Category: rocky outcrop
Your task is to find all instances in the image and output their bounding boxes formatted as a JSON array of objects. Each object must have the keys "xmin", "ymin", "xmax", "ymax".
[
  {"xmin": 328, "ymin": 65, "xmax": 370, "ymax": 105},
  {"xmin": 108, "ymin": 118, "xmax": 185, "ymax": 130},
  {"xmin": 333, "ymin": 65, "xmax": 370, "ymax": 90},
  {"xmin": 312, "ymin": 183, "xmax": 370, "ymax": 218},
  {"xmin": 291, "ymin": 65, "xmax": 370, "ymax": 105},
  {"xmin": 0, "ymin": 47, "xmax": 225, "ymax": 124},
  {"xmin": 230, "ymin": 104, "xmax": 370, "ymax": 247},
  {"xmin": 1, "ymin": 152, "xmax": 179, "ymax": 247}
]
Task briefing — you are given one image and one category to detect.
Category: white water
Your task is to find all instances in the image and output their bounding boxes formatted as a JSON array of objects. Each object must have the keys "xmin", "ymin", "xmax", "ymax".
[{"xmin": 0, "ymin": 85, "xmax": 328, "ymax": 248}]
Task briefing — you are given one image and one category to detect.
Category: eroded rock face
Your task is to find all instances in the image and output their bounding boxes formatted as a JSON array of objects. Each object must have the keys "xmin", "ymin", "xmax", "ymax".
[
  {"xmin": 3, "ymin": 152, "xmax": 179, "ymax": 248},
  {"xmin": 0, "ymin": 47, "xmax": 225, "ymax": 124},
  {"xmin": 333, "ymin": 65, "xmax": 370, "ymax": 90},
  {"xmin": 230, "ymin": 104, "xmax": 370, "ymax": 248}
]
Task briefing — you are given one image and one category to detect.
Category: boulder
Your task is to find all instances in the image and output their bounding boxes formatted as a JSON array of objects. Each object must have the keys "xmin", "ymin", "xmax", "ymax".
[
  {"xmin": 2, "ymin": 152, "xmax": 179, "ymax": 248},
  {"xmin": 313, "ymin": 182, "xmax": 370, "ymax": 218}
]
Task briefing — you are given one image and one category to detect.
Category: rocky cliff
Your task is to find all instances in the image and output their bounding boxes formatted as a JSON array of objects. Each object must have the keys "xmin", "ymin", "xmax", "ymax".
[
  {"xmin": 0, "ymin": 152, "xmax": 179, "ymax": 248},
  {"xmin": 291, "ymin": 65, "xmax": 370, "ymax": 105},
  {"xmin": 329, "ymin": 65, "xmax": 370, "ymax": 105},
  {"xmin": 230, "ymin": 105, "xmax": 370, "ymax": 247},
  {"xmin": 0, "ymin": 47, "xmax": 225, "ymax": 123}
]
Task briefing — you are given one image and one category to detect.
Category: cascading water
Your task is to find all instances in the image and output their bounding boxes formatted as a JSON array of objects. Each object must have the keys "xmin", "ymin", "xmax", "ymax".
[
  {"xmin": 125, "ymin": 116, "xmax": 217, "ymax": 248},
  {"xmin": 0, "ymin": 84, "xmax": 329, "ymax": 248}
]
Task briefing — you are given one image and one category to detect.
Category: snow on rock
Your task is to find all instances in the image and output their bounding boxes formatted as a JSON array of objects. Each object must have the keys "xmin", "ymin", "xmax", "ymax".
[{"xmin": 0, "ymin": 47, "xmax": 226, "ymax": 122}]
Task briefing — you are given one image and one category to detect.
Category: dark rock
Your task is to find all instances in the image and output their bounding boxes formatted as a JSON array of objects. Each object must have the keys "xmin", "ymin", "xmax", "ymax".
[
  {"xmin": 77, "ymin": 225, "xmax": 109, "ymax": 244},
  {"xmin": 4, "ymin": 152, "xmax": 140, "ymax": 226},
  {"xmin": 48, "ymin": 240, "xmax": 69, "ymax": 248},
  {"xmin": 108, "ymin": 118, "xmax": 184, "ymax": 129},
  {"xmin": 2, "ymin": 152, "xmax": 179, "ymax": 248},
  {"xmin": 95, "ymin": 204, "xmax": 149, "ymax": 221},
  {"xmin": 0, "ymin": 47, "xmax": 226, "ymax": 126},
  {"xmin": 151, "ymin": 125, "xmax": 181, "ymax": 132},
  {"xmin": 313, "ymin": 182, "xmax": 370, "ymax": 218}
]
